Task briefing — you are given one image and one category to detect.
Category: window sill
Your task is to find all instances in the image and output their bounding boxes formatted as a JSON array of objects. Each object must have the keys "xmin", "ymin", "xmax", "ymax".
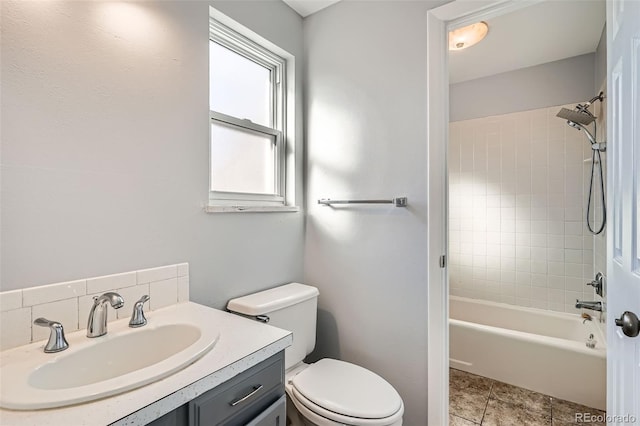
[{"xmin": 204, "ymin": 205, "xmax": 300, "ymax": 213}]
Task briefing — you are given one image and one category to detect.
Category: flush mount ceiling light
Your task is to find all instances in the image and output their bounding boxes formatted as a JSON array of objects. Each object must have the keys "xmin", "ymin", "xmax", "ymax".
[{"xmin": 448, "ymin": 21, "xmax": 489, "ymax": 51}]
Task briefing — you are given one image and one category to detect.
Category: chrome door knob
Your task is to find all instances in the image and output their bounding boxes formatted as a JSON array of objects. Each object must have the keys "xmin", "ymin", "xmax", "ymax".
[{"xmin": 615, "ymin": 311, "xmax": 640, "ymax": 338}]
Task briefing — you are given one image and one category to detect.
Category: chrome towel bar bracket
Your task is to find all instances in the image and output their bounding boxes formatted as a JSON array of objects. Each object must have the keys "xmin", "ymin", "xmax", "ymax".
[{"xmin": 318, "ymin": 197, "xmax": 408, "ymax": 207}]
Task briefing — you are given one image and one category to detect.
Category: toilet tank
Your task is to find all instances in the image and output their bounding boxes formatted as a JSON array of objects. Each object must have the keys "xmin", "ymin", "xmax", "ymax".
[{"xmin": 227, "ymin": 283, "xmax": 319, "ymax": 370}]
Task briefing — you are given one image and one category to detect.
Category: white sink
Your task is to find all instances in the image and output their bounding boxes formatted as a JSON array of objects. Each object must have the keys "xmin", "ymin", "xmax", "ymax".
[{"xmin": 0, "ymin": 304, "xmax": 219, "ymax": 410}]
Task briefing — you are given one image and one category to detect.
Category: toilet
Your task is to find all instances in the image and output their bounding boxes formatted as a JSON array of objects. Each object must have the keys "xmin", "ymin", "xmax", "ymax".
[{"xmin": 227, "ymin": 283, "xmax": 404, "ymax": 426}]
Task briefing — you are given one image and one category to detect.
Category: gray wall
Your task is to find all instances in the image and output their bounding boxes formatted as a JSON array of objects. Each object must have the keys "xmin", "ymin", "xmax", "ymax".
[
  {"xmin": 302, "ymin": 1, "xmax": 446, "ymax": 424},
  {"xmin": 0, "ymin": 0, "xmax": 304, "ymax": 309},
  {"xmin": 450, "ymin": 53, "xmax": 596, "ymax": 121}
]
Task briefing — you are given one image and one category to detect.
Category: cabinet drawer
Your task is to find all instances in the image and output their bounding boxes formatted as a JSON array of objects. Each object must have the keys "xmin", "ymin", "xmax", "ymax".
[
  {"xmin": 245, "ymin": 395, "xmax": 286, "ymax": 426},
  {"xmin": 189, "ymin": 352, "xmax": 284, "ymax": 426}
]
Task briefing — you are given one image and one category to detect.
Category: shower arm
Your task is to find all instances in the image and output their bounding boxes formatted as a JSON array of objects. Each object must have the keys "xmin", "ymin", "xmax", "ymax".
[{"xmin": 578, "ymin": 92, "xmax": 605, "ymax": 114}]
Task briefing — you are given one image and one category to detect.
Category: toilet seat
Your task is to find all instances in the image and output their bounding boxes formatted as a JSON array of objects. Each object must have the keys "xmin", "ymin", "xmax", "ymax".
[
  {"xmin": 288, "ymin": 359, "xmax": 404, "ymax": 426},
  {"xmin": 290, "ymin": 386, "xmax": 404, "ymax": 426}
]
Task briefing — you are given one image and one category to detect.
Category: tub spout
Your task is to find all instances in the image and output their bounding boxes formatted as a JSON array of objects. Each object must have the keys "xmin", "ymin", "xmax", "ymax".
[{"xmin": 576, "ymin": 300, "xmax": 603, "ymax": 312}]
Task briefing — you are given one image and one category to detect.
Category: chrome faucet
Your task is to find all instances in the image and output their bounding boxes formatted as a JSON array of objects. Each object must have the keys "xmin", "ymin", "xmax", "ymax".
[
  {"xmin": 87, "ymin": 292, "xmax": 124, "ymax": 337},
  {"xmin": 575, "ymin": 300, "xmax": 603, "ymax": 312},
  {"xmin": 34, "ymin": 318, "xmax": 69, "ymax": 353},
  {"xmin": 129, "ymin": 295, "xmax": 150, "ymax": 328}
]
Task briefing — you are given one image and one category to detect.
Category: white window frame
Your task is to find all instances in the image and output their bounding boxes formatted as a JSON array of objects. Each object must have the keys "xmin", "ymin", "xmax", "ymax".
[{"xmin": 207, "ymin": 10, "xmax": 297, "ymax": 212}]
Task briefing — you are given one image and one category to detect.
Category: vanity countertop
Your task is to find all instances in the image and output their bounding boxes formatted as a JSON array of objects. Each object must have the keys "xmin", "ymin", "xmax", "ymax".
[{"xmin": 0, "ymin": 302, "xmax": 292, "ymax": 426}]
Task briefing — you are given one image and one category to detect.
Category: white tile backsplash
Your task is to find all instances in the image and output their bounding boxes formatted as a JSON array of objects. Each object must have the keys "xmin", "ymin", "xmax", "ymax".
[
  {"xmin": 137, "ymin": 265, "xmax": 177, "ymax": 284},
  {"xmin": 0, "ymin": 289, "xmax": 22, "ymax": 312},
  {"xmin": 1, "ymin": 308, "xmax": 32, "ymax": 349},
  {"xmin": 177, "ymin": 263, "xmax": 189, "ymax": 278},
  {"xmin": 178, "ymin": 276, "xmax": 190, "ymax": 303},
  {"xmin": 450, "ymin": 105, "xmax": 600, "ymax": 313},
  {"xmin": 23, "ymin": 279, "xmax": 86, "ymax": 307},
  {"xmin": 87, "ymin": 272, "xmax": 136, "ymax": 294},
  {"xmin": 0, "ymin": 263, "xmax": 189, "ymax": 351},
  {"xmin": 150, "ymin": 278, "xmax": 178, "ymax": 310}
]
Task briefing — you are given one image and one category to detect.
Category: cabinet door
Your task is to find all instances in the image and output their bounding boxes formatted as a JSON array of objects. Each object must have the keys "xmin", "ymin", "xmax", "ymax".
[{"xmin": 245, "ymin": 395, "xmax": 286, "ymax": 426}]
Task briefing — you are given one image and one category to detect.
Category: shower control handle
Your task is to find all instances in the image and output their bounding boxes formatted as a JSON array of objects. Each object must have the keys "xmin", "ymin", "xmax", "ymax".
[
  {"xmin": 587, "ymin": 273, "xmax": 604, "ymax": 297},
  {"xmin": 615, "ymin": 311, "xmax": 640, "ymax": 338}
]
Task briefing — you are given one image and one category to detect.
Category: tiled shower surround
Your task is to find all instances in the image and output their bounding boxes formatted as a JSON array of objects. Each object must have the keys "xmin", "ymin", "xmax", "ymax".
[{"xmin": 449, "ymin": 104, "xmax": 603, "ymax": 313}]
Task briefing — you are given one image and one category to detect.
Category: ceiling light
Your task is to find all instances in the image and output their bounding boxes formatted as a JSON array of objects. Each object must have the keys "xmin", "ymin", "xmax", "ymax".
[{"xmin": 448, "ymin": 21, "xmax": 489, "ymax": 51}]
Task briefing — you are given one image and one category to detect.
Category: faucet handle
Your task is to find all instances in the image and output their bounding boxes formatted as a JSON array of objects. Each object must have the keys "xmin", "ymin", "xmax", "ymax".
[
  {"xmin": 586, "ymin": 272, "xmax": 604, "ymax": 297},
  {"xmin": 129, "ymin": 295, "xmax": 150, "ymax": 328},
  {"xmin": 34, "ymin": 317, "xmax": 69, "ymax": 353}
]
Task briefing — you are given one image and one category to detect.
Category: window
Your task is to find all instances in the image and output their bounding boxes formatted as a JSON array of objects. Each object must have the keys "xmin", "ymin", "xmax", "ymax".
[{"xmin": 208, "ymin": 12, "xmax": 296, "ymax": 211}]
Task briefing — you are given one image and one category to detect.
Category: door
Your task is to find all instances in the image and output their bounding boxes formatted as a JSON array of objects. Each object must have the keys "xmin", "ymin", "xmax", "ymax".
[{"xmin": 607, "ymin": 0, "xmax": 640, "ymax": 423}]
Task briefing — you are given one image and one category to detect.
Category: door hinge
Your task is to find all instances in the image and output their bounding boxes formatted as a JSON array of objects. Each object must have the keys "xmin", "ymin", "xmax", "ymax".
[{"xmin": 439, "ymin": 255, "xmax": 446, "ymax": 268}]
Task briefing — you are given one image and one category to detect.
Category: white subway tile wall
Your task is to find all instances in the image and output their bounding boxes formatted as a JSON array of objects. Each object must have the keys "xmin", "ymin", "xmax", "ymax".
[
  {"xmin": 449, "ymin": 105, "xmax": 600, "ymax": 313},
  {"xmin": 0, "ymin": 263, "xmax": 189, "ymax": 351}
]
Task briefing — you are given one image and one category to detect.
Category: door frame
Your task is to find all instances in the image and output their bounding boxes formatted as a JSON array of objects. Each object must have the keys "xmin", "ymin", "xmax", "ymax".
[{"xmin": 425, "ymin": 1, "xmax": 547, "ymax": 423}]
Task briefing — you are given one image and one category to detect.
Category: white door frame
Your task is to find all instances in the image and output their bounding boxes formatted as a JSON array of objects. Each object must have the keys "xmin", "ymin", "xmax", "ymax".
[{"xmin": 426, "ymin": 1, "xmax": 546, "ymax": 424}]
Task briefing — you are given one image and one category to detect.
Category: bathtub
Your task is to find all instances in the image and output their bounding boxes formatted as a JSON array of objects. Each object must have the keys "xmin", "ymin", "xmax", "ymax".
[{"xmin": 449, "ymin": 296, "xmax": 606, "ymax": 410}]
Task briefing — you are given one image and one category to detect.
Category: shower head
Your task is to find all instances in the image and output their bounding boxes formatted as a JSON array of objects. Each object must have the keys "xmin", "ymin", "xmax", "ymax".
[
  {"xmin": 555, "ymin": 92, "xmax": 604, "ymax": 126},
  {"xmin": 556, "ymin": 107, "xmax": 596, "ymax": 126},
  {"xmin": 567, "ymin": 121, "xmax": 597, "ymax": 145}
]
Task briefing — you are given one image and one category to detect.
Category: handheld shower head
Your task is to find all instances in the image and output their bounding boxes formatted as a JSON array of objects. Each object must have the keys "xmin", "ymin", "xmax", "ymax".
[{"xmin": 567, "ymin": 120, "xmax": 597, "ymax": 145}]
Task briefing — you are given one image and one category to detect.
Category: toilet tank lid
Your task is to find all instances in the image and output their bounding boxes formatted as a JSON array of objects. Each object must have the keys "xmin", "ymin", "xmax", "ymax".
[{"xmin": 227, "ymin": 283, "xmax": 319, "ymax": 316}]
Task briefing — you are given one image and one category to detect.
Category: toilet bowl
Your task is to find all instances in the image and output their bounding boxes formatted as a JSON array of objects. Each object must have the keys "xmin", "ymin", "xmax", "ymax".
[
  {"xmin": 227, "ymin": 283, "xmax": 404, "ymax": 426},
  {"xmin": 285, "ymin": 360, "xmax": 404, "ymax": 426}
]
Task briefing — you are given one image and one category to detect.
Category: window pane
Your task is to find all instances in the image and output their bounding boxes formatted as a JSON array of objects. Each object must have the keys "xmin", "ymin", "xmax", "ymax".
[
  {"xmin": 210, "ymin": 41, "xmax": 271, "ymax": 127},
  {"xmin": 210, "ymin": 121, "xmax": 276, "ymax": 195}
]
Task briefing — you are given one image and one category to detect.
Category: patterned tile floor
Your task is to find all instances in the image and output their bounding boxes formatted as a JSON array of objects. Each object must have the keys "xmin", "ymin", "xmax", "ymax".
[{"xmin": 449, "ymin": 368, "xmax": 606, "ymax": 425}]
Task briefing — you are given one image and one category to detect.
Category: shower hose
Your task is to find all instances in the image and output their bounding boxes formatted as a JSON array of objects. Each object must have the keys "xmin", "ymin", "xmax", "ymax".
[{"xmin": 586, "ymin": 148, "xmax": 606, "ymax": 235}]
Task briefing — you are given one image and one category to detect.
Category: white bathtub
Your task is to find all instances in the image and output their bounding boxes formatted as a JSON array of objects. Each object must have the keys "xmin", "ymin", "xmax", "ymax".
[{"xmin": 449, "ymin": 296, "xmax": 606, "ymax": 410}]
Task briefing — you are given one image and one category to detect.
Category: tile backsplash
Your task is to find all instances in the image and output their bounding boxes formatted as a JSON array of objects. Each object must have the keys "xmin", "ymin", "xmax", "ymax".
[
  {"xmin": 0, "ymin": 263, "xmax": 189, "ymax": 351},
  {"xmin": 449, "ymin": 105, "xmax": 600, "ymax": 313}
]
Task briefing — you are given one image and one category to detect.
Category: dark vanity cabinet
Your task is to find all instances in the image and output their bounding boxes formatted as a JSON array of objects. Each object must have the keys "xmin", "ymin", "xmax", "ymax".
[{"xmin": 145, "ymin": 351, "xmax": 285, "ymax": 426}]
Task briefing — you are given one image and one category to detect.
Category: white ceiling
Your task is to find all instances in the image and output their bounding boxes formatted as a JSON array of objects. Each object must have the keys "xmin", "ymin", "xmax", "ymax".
[
  {"xmin": 283, "ymin": 0, "xmax": 341, "ymax": 17},
  {"xmin": 449, "ymin": 0, "xmax": 606, "ymax": 84}
]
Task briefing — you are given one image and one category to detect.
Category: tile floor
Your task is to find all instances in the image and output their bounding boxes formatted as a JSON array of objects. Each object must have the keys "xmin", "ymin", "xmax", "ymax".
[{"xmin": 449, "ymin": 368, "xmax": 606, "ymax": 425}]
